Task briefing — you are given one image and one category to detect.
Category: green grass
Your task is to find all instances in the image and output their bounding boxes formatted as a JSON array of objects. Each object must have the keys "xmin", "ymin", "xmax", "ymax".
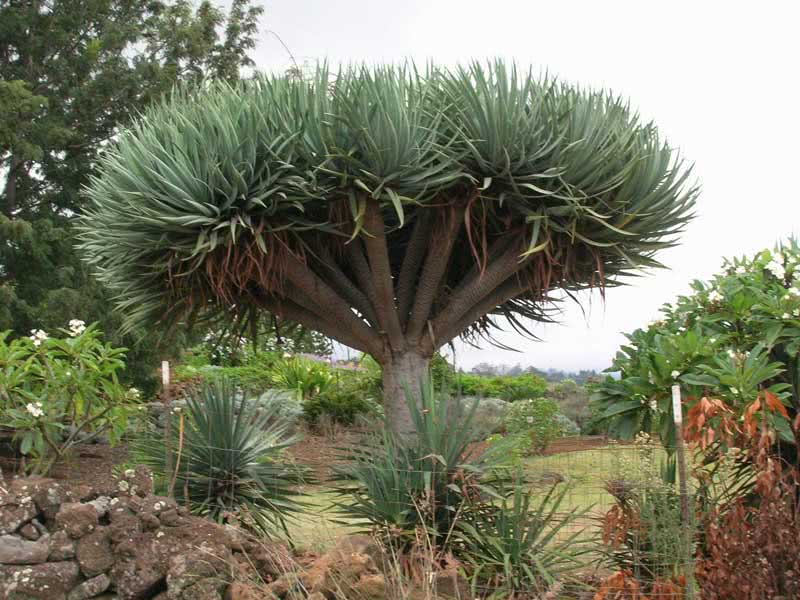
[{"xmin": 286, "ymin": 443, "xmax": 678, "ymax": 553}]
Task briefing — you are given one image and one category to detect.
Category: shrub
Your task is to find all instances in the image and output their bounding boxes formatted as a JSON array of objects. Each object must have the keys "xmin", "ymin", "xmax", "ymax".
[
  {"xmin": 455, "ymin": 372, "xmax": 547, "ymax": 401},
  {"xmin": 269, "ymin": 355, "xmax": 335, "ymax": 401},
  {"xmin": 334, "ymin": 380, "xmax": 503, "ymax": 552},
  {"xmin": 590, "ymin": 240, "xmax": 798, "ymax": 451},
  {"xmin": 548, "ymin": 378, "xmax": 592, "ymax": 432},
  {"xmin": 0, "ymin": 321, "xmax": 134, "ymax": 475},
  {"xmin": 457, "ymin": 479, "xmax": 591, "ymax": 596},
  {"xmin": 132, "ymin": 378, "xmax": 307, "ymax": 538},
  {"xmin": 505, "ymin": 397, "xmax": 562, "ymax": 454},
  {"xmin": 303, "ymin": 388, "xmax": 380, "ymax": 426},
  {"xmin": 555, "ymin": 413, "xmax": 581, "ymax": 437}
]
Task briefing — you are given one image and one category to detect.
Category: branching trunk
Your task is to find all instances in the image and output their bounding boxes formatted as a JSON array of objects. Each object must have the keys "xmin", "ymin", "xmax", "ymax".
[{"xmin": 249, "ymin": 197, "xmax": 537, "ymax": 433}]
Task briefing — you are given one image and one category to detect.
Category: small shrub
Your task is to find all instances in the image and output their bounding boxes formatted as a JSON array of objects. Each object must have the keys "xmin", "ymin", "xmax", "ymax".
[
  {"xmin": 555, "ymin": 413, "xmax": 581, "ymax": 437},
  {"xmin": 505, "ymin": 397, "xmax": 562, "ymax": 454},
  {"xmin": 457, "ymin": 478, "xmax": 591, "ymax": 596},
  {"xmin": 695, "ymin": 442, "xmax": 800, "ymax": 599},
  {"xmin": 303, "ymin": 388, "xmax": 379, "ymax": 426},
  {"xmin": 0, "ymin": 321, "xmax": 134, "ymax": 475},
  {"xmin": 270, "ymin": 355, "xmax": 335, "ymax": 401},
  {"xmin": 334, "ymin": 380, "xmax": 503, "ymax": 552},
  {"xmin": 132, "ymin": 378, "xmax": 307, "ymax": 538}
]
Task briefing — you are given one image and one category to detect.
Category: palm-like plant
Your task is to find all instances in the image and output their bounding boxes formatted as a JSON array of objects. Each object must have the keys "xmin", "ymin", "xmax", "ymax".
[
  {"xmin": 457, "ymin": 481, "xmax": 592, "ymax": 596},
  {"xmin": 133, "ymin": 378, "xmax": 307, "ymax": 537},
  {"xmin": 334, "ymin": 380, "xmax": 498, "ymax": 549},
  {"xmin": 80, "ymin": 61, "xmax": 697, "ymax": 433}
]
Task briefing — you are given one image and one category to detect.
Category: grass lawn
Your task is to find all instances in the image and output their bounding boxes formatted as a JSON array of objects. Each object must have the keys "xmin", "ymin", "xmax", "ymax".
[{"xmin": 287, "ymin": 442, "xmax": 667, "ymax": 551}]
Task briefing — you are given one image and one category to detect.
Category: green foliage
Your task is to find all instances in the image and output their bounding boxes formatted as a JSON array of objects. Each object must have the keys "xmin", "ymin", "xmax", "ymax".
[
  {"xmin": 555, "ymin": 413, "xmax": 581, "ymax": 436},
  {"xmin": 505, "ymin": 397, "xmax": 563, "ymax": 454},
  {"xmin": 590, "ymin": 239, "xmax": 799, "ymax": 449},
  {"xmin": 1, "ymin": 0, "xmax": 264, "ymax": 391},
  {"xmin": 79, "ymin": 61, "xmax": 696, "ymax": 344},
  {"xmin": 302, "ymin": 389, "xmax": 379, "ymax": 427},
  {"xmin": 455, "ymin": 372, "xmax": 547, "ymax": 401},
  {"xmin": 457, "ymin": 480, "xmax": 591, "ymax": 596},
  {"xmin": 131, "ymin": 378, "xmax": 307, "ymax": 538},
  {"xmin": 334, "ymin": 380, "xmax": 500, "ymax": 550},
  {"xmin": 269, "ymin": 356, "xmax": 335, "ymax": 401},
  {"xmin": 0, "ymin": 322, "xmax": 135, "ymax": 474},
  {"xmin": 547, "ymin": 378, "xmax": 592, "ymax": 432}
]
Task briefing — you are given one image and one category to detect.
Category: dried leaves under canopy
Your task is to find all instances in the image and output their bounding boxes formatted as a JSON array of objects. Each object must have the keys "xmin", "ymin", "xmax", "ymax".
[{"xmin": 79, "ymin": 61, "xmax": 696, "ymax": 356}]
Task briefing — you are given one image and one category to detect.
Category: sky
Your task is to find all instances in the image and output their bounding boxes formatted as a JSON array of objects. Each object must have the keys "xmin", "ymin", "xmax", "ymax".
[{"xmin": 245, "ymin": 0, "xmax": 799, "ymax": 371}]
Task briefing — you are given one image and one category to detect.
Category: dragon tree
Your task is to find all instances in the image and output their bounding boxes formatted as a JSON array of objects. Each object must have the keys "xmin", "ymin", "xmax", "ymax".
[{"xmin": 79, "ymin": 62, "xmax": 697, "ymax": 433}]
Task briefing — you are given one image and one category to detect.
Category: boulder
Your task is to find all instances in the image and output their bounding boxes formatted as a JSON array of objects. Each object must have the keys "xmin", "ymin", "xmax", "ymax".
[
  {"xmin": 67, "ymin": 573, "xmax": 111, "ymax": 600},
  {"xmin": 0, "ymin": 560, "xmax": 81, "ymax": 600},
  {"xmin": 19, "ymin": 522, "xmax": 42, "ymax": 541},
  {"xmin": 48, "ymin": 530, "xmax": 77, "ymax": 561},
  {"xmin": 55, "ymin": 503, "xmax": 99, "ymax": 539},
  {"xmin": 0, "ymin": 487, "xmax": 38, "ymax": 535},
  {"xmin": 0, "ymin": 534, "xmax": 51, "ymax": 564},
  {"xmin": 76, "ymin": 528, "xmax": 114, "ymax": 577}
]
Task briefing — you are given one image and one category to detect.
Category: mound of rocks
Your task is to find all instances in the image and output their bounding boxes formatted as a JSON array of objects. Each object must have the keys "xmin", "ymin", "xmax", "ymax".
[{"xmin": 0, "ymin": 466, "xmax": 268, "ymax": 600}]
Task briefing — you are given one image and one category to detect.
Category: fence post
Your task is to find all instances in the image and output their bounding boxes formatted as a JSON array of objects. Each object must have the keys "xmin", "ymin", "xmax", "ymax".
[
  {"xmin": 672, "ymin": 384, "xmax": 694, "ymax": 598},
  {"xmin": 162, "ymin": 360, "xmax": 173, "ymax": 498}
]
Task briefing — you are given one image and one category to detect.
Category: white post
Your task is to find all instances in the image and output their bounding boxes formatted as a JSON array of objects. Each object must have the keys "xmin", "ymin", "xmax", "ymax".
[
  {"xmin": 162, "ymin": 361, "xmax": 173, "ymax": 497},
  {"xmin": 672, "ymin": 384, "xmax": 693, "ymax": 598}
]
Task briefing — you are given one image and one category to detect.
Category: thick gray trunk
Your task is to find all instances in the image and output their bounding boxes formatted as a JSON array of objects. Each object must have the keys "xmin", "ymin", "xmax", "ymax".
[{"xmin": 381, "ymin": 352, "xmax": 430, "ymax": 436}]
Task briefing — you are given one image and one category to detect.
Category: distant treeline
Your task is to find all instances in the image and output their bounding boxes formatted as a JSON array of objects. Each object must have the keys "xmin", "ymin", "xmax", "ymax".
[{"xmin": 463, "ymin": 362, "xmax": 602, "ymax": 384}]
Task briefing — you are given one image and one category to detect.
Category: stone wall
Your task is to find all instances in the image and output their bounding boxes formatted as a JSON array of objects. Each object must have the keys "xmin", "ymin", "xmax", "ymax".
[{"xmin": 0, "ymin": 467, "xmax": 265, "ymax": 600}]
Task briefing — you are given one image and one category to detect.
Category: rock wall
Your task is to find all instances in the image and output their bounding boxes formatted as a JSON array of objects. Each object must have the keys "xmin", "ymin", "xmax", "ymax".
[{"xmin": 0, "ymin": 467, "xmax": 263, "ymax": 600}]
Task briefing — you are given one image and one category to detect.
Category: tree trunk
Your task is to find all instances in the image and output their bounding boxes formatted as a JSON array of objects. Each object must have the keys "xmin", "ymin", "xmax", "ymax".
[{"xmin": 381, "ymin": 352, "xmax": 430, "ymax": 436}]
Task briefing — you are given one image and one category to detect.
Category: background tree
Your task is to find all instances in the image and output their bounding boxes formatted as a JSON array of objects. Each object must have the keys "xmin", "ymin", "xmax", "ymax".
[
  {"xmin": 80, "ymin": 63, "xmax": 697, "ymax": 431},
  {"xmin": 0, "ymin": 0, "xmax": 263, "ymax": 389}
]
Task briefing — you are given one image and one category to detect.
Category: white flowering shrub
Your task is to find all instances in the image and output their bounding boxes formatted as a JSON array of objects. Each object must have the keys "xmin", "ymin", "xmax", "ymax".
[
  {"xmin": 504, "ymin": 397, "xmax": 562, "ymax": 454},
  {"xmin": 0, "ymin": 321, "xmax": 135, "ymax": 474},
  {"xmin": 590, "ymin": 239, "xmax": 800, "ymax": 449}
]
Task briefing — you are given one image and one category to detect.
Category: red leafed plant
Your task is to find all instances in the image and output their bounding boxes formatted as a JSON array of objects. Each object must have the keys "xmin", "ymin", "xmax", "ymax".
[{"xmin": 695, "ymin": 432, "xmax": 800, "ymax": 600}]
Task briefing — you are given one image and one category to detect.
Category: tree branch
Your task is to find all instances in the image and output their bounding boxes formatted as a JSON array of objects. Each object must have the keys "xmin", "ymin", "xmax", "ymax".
[
  {"xmin": 405, "ymin": 203, "xmax": 465, "ymax": 344},
  {"xmin": 314, "ymin": 245, "xmax": 380, "ymax": 327},
  {"xmin": 259, "ymin": 294, "xmax": 375, "ymax": 357},
  {"xmin": 396, "ymin": 213, "xmax": 434, "ymax": 329},
  {"xmin": 422, "ymin": 274, "xmax": 530, "ymax": 354},
  {"xmin": 282, "ymin": 253, "xmax": 383, "ymax": 357},
  {"xmin": 426, "ymin": 238, "xmax": 529, "ymax": 346},
  {"xmin": 362, "ymin": 201, "xmax": 405, "ymax": 350}
]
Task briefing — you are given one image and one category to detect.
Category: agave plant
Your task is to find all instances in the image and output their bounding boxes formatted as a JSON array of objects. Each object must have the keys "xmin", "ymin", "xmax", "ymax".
[
  {"xmin": 80, "ymin": 60, "xmax": 697, "ymax": 435},
  {"xmin": 334, "ymin": 379, "xmax": 503, "ymax": 550},
  {"xmin": 456, "ymin": 480, "xmax": 592, "ymax": 596},
  {"xmin": 133, "ymin": 378, "xmax": 307, "ymax": 537}
]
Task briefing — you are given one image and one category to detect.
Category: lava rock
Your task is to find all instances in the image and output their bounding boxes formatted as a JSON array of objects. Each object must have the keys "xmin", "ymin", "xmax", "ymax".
[{"xmin": 55, "ymin": 503, "xmax": 99, "ymax": 539}]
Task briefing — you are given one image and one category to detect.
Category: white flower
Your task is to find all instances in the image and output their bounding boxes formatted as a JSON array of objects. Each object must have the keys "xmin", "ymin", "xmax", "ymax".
[
  {"xmin": 282, "ymin": 352, "xmax": 292, "ymax": 359},
  {"xmin": 67, "ymin": 319, "xmax": 86, "ymax": 337},
  {"xmin": 766, "ymin": 260, "xmax": 785, "ymax": 280},
  {"xmin": 124, "ymin": 469, "xmax": 135, "ymax": 478},
  {"xmin": 671, "ymin": 370, "xmax": 680, "ymax": 379},
  {"xmin": 730, "ymin": 387, "xmax": 739, "ymax": 395},
  {"xmin": 728, "ymin": 349, "xmax": 737, "ymax": 358},
  {"xmin": 29, "ymin": 329, "xmax": 48, "ymax": 347},
  {"xmin": 649, "ymin": 399, "xmax": 658, "ymax": 411},
  {"xmin": 25, "ymin": 402, "xmax": 44, "ymax": 418},
  {"xmin": 707, "ymin": 290, "xmax": 722, "ymax": 303},
  {"xmin": 526, "ymin": 416, "xmax": 534, "ymax": 424},
  {"xmin": 782, "ymin": 313, "xmax": 791, "ymax": 319},
  {"xmin": 709, "ymin": 337, "xmax": 717, "ymax": 343},
  {"xmin": 735, "ymin": 265, "xmax": 746, "ymax": 275},
  {"xmin": 117, "ymin": 480, "xmax": 130, "ymax": 492}
]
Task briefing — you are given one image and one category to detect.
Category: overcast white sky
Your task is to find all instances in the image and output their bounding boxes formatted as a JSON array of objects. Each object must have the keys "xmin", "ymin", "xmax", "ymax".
[{"xmin": 247, "ymin": 0, "xmax": 799, "ymax": 371}]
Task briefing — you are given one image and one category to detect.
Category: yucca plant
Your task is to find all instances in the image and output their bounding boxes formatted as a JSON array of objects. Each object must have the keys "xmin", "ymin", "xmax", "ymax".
[
  {"xmin": 457, "ymin": 480, "xmax": 592, "ymax": 597},
  {"xmin": 80, "ymin": 61, "xmax": 697, "ymax": 435},
  {"xmin": 334, "ymin": 379, "xmax": 502, "ymax": 551},
  {"xmin": 132, "ymin": 378, "xmax": 307, "ymax": 538}
]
